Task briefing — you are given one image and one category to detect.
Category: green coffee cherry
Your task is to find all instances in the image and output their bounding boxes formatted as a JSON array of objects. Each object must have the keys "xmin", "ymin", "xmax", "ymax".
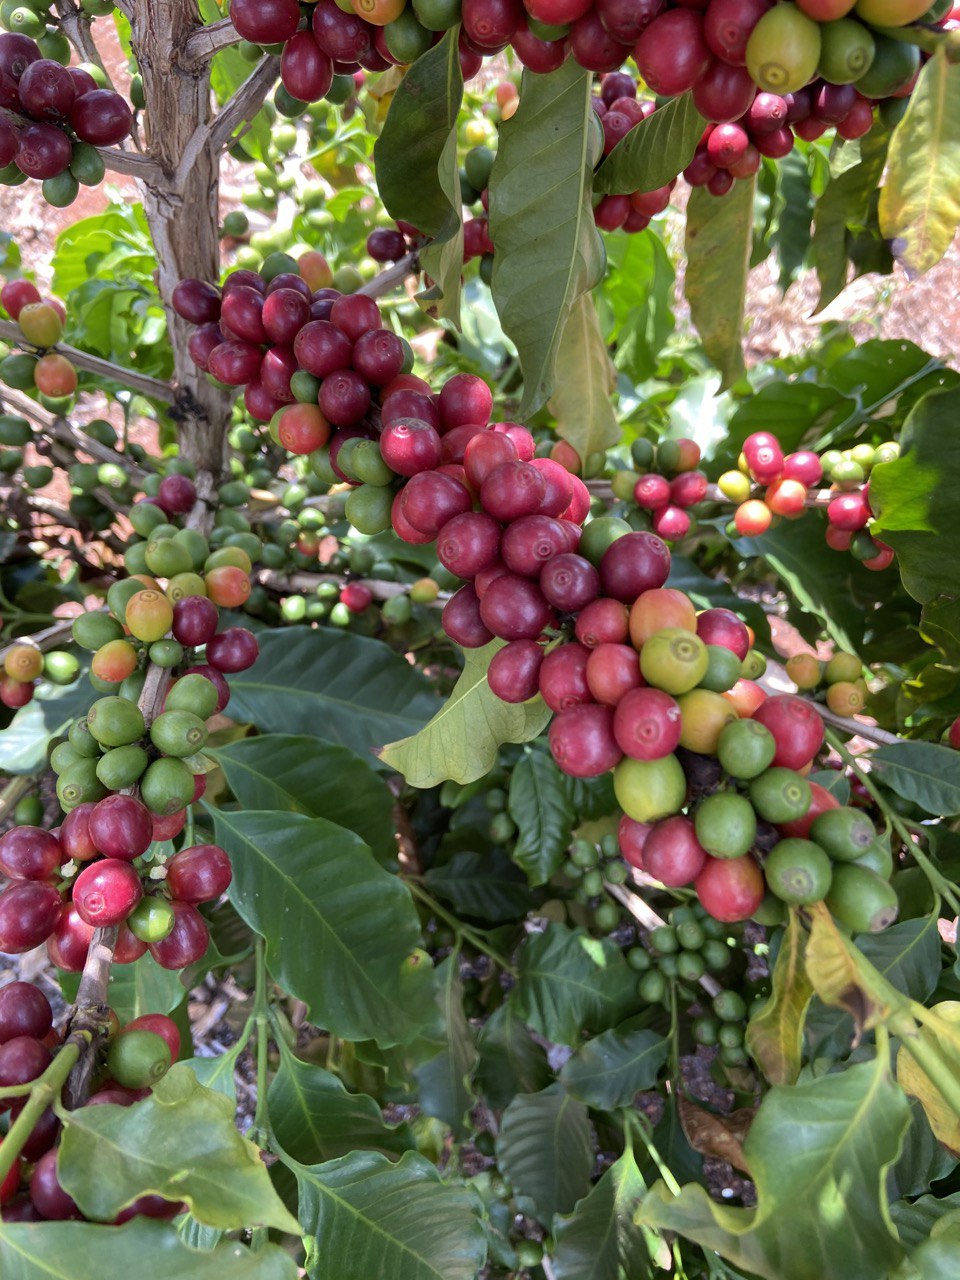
[
  {"xmin": 96, "ymin": 745, "xmax": 149, "ymax": 790},
  {"xmin": 150, "ymin": 709, "xmax": 209, "ymax": 758},
  {"xmin": 139, "ymin": 757, "xmax": 195, "ymax": 815},
  {"xmin": 87, "ymin": 696, "xmax": 145, "ymax": 748}
]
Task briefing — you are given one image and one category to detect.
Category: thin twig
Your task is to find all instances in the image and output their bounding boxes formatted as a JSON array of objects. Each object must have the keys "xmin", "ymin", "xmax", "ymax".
[
  {"xmin": 97, "ymin": 147, "xmax": 166, "ymax": 183},
  {"xmin": 759, "ymin": 660, "xmax": 900, "ymax": 747},
  {"xmin": 254, "ymin": 567, "xmax": 449, "ymax": 605},
  {"xmin": 357, "ymin": 251, "xmax": 420, "ymax": 299},
  {"xmin": 199, "ymin": 56, "xmax": 280, "ymax": 163},
  {"xmin": 0, "ymin": 619, "xmax": 75, "ymax": 662},
  {"xmin": 0, "ymin": 319, "xmax": 174, "ymax": 402},
  {"xmin": 606, "ymin": 883, "xmax": 722, "ymax": 999},
  {"xmin": 182, "ymin": 15, "xmax": 242, "ymax": 63}
]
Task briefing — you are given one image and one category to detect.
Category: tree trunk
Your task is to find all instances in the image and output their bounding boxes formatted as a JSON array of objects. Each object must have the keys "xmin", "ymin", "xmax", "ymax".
[{"xmin": 130, "ymin": 0, "xmax": 232, "ymax": 480}]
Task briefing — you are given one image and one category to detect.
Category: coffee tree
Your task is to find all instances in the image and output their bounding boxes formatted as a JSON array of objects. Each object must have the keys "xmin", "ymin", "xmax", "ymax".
[{"xmin": 0, "ymin": 0, "xmax": 958, "ymax": 1273}]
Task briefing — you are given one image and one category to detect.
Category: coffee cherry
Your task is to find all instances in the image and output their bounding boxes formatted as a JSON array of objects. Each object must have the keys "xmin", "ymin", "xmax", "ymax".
[
  {"xmin": 694, "ymin": 791, "xmax": 757, "ymax": 858},
  {"xmin": 438, "ymin": 511, "xmax": 502, "ymax": 579},
  {"xmin": 540, "ymin": 553, "xmax": 599, "ymax": 612},
  {"xmin": 642, "ymin": 815, "xmax": 707, "ymax": 886},
  {"xmin": 72, "ymin": 858, "xmax": 142, "ymax": 926},
  {"xmin": 752, "ymin": 693, "xmax": 824, "ymax": 769},
  {"xmin": 0, "ymin": 1035, "xmax": 50, "ymax": 1091},
  {"xmin": 205, "ymin": 627, "xmax": 259, "ymax": 673},
  {"xmin": 716, "ymin": 718, "xmax": 776, "ymax": 779},
  {"xmin": 765, "ymin": 837, "xmax": 833, "ymax": 904},
  {"xmin": 30, "ymin": 1149, "xmax": 78, "ymax": 1220},
  {"xmin": 148, "ymin": 899, "xmax": 210, "ymax": 969},
  {"xmin": 87, "ymin": 696, "xmax": 145, "ymax": 748},
  {"xmin": 479, "ymin": 574, "xmax": 553, "ymax": 641},
  {"xmin": 809, "ymin": 806, "xmax": 875, "ymax": 861},
  {"xmin": 172, "ymin": 595, "xmax": 219, "ymax": 647},
  {"xmin": 46, "ymin": 904, "xmax": 94, "ymax": 971},
  {"xmin": 127, "ymin": 897, "xmax": 176, "ymax": 943},
  {"xmin": 125, "ymin": 590, "xmax": 173, "ymax": 643},
  {"xmin": 140, "ymin": 758, "xmax": 196, "ymax": 815},
  {"xmin": 107, "ymin": 1028, "xmax": 171, "ymax": 1089},
  {"xmin": 575, "ymin": 597, "xmax": 630, "ymax": 648},
  {"xmin": 618, "ymin": 814, "xmax": 650, "ymax": 869},
  {"xmin": 165, "ymin": 672, "xmax": 219, "ymax": 720},
  {"xmin": 0, "ymin": 984, "xmax": 52, "ymax": 1045},
  {"xmin": 442, "ymin": 585, "xmax": 493, "ymax": 648},
  {"xmin": 695, "ymin": 854, "xmax": 764, "ymax": 922},
  {"xmin": 166, "ymin": 844, "xmax": 232, "ymax": 903},
  {"xmin": 598, "ymin": 532, "xmax": 671, "ymax": 603},
  {"xmin": 487, "ymin": 639, "xmax": 543, "ymax": 703},
  {"xmin": 0, "ymin": 882, "xmax": 61, "ymax": 952},
  {"xmin": 612, "ymin": 687, "xmax": 682, "ymax": 760},
  {"xmin": 481, "ymin": 461, "xmax": 547, "ymax": 523},
  {"xmin": 123, "ymin": 1013, "xmax": 181, "ymax": 1063},
  {"xmin": 0, "ymin": 827, "xmax": 61, "ymax": 881},
  {"xmin": 538, "ymin": 643, "xmax": 592, "ymax": 712},
  {"xmin": 613, "ymin": 753, "xmax": 686, "ymax": 822},
  {"xmin": 548, "ymin": 704, "xmax": 622, "ymax": 778},
  {"xmin": 88, "ymin": 794, "xmax": 153, "ymax": 860},
  {"xmin": 585, "ymin": 643, "xmax": 642, "ymax": 706},
  {"xmin": 749, "ymin": 767, "xmax": 812, "ymax": 824}
]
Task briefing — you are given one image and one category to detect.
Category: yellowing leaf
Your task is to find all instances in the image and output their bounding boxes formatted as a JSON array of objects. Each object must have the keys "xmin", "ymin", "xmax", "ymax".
[
  {"xmin": 879, "ymin": 50, "xmax": 960, "ymax": 276},
  {"xmin": 746, "ymin": 908, "xmax": 812, "ymax": 1085}
]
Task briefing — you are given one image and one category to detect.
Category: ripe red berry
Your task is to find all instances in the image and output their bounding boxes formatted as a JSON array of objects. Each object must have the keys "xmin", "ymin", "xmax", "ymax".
[
  {"xmin": 148, "ymin": 900, "xmax": 210, "ymax": 969},
  {"xmin": 479, "ymin": 574, "xmax": 553, "ymax": 642},
  {"xmin": 72, "ymin": 859, "xmax": 142, "ymax": 927},
  {"xmin": 69, "ymin": 89, "xmax": 132, "ymax": 146},
  {"xmin": 0, "ymin": 827, "xmax": 62, "ymax": 882},
  {"xmin": 618, "ymin": 814, "xmax": 651, "ymax": 869},
  {"xmin": 548, "ymin": 704, "xmax": 622, "ymax": 778},
  {"xmin": 487, "ymin": 639, "xmax": 544, "ymax": 704},
  {"xmin": 0, "ymin": 983, "xmax": 52, "ymax": 1045},
  {"xmin": 538, "ymin": 643, "xmax": 592, "ymax": 713},
  {"xmin": 643, "ymin": 815, "xmax": 708, "ymax": 886},
  {"xmin": 752, "ymin": 693, "xmax": 824, "ymax": 770},
  {"xmin": 88, "ymin": 795, "xmax": 153, "ymax": 861},
  {"xmin": 613, "ymin": 687, "xmax": 682, "ymax": 759},
  {"xmin": 598, "ymin": 532, "xmax": 671, "ymax": 603},
  {"xmin": 695, "ymin": 854, "xmax": 764, "ymax": 922},
  {"xmin": 0, "ymin": 883, "xmax": 61, "ymax": 953}
]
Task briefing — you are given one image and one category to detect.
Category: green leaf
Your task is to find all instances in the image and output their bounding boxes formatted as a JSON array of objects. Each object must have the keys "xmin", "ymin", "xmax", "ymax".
[
  {"xmin": 473, "ymin": 1004, "xmax": 551, "ymax": 1110},
  {"xmin": 509, "ymin": 746, "xmax": 576, "ymax": 885},
  {"xmin": 546, "ymin": 292, "xmax": 619, "ymax": 463},
  {"xmin": 183, "ymin": 1043, "xmax": 244, "ymax": 1105},
  {"xmin": 0, "ymin": 1220, "xmax": 296, "ymax": 1280},
  {"xmin": 378, "ymin": 641, "xmax": 550, "ymax": 787},
  {"xmin": 212, "ymin": 809, "xmax": 433, "ymax": 1046},
  {"xmin": 594, "ymin": 93, "xmax": 704, "ymax": 195},
  {"xmin": 639, "ymin": 1052, "xmax": 911, "ymax": 1280},
  {"xmin": 422, "ymin": 849, "xmax": 531, "ymax": 922},
  {"xmin": 211, "ymin": 734, "xmax": 395, "ymax": 863},
  {"xmin": 551, "ymin": 1148, "xmax": 652, "ymax": 1280},
  {"xmin": 559, "ymin": 1027, "xmax": 667, "ymax": 1110},
  {"xmin": 774, "ymin": 149, "xmax": 814, "ymax": 290},
  {"xmin": 269, "ymin": 1037, "xmax": 412, "ymax": 1164},
  {"xmin": 891, "ymin": 1191, "xmax": 960, "ymax": 1250},
  {"xmin": 225, "ymin": 627, "xmax": 437, "ymax": 760},
  {"xmin": 412, "ymin": 955, "xmax": 477, "ymax": 1137},
  {"xmin": 601, "ymin": 231, "xmax": 675, "ymax": 385},
  {"xmin": 510, "ymin": 923, "xmax": 636, "ymax": 1046},
  {"xmin": 489, "ymin": 61, "xmax": 604, "ymax": 417},
  {"xmin": 879, "ymin": 50, "xmax": 960, "ymax": 276},
  {"xmin": 58, "ymin": 1065, "xmax": 299, "ymax": 1233},
  {"xmin": 292, "ymin": 1149, "xmax": 486, "ymax": 1280},
  {"xmin": 375, "ymin": 31, "xmax": 464, "ymax": 322},
  {"xmin": 870, "ymin": 741, "xmax": 960, "ymax": 816},
  {"xmin": 0, "ymin": 676, "xmax": 94, "ymax": 774},
  {"xmin": 870, "ymin": 384, "xmax": 960, "ymax": 604},
  {"xmin": 746, "ymin": 909, "xmax": 813, "ymax": 1086},
  {"xmin": 684, "ymin": 177, "xmax": 755, "ymax": 389},
  {"xmin": 497, "ymin": 1084, "xmax": 593, "ymax": 1225},
  {"xmin": 812, "ymin": 124, "xmax": 889, "ymax": 310}
]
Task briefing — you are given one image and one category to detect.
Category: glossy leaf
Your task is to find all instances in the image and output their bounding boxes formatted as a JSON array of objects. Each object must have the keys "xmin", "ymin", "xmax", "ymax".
[
  {"xmin": 684, "ymin": 177, "xmax": 755, "ymax": 389},
  {"xmin": 375, "ymin": 30, "xmax": 463, "ymax": 320},
  {"xmin": 871, "ymin": 741, "xmax": 960, "ymax": 816},
  {"xmin": 0, "ymin": 676, "xmax": 94, "ymax": 774},
  {"xmin": 496, "ymin": 1084, "xmax": 593, "ymax": 1224},
  {"xmin": 812, "ymin": 124, "xmax": 889, "ymax": 311},
  {"xmin": 58, "ymin": 1065, "xmax": 299, "ymax": 1232},
  {"xmin": 508, "ymin": 745, "xmax": 576, "ymax": 885},
  {"xmin": 412, "ymin": 956, "xmax": 477, "ymax": 1137},
  {"xmin": 560, "ymin": 1026, "xmax": 668, "ymax": 1110},
  {"xmin": 896, "ymin": 1003, "xmax": 960, "ymax": 1156},
  {"xmin": 879, "ymin": 51, "xmax": 960, "ymax": 276},
  {"xmin": 422, "ymin": 849, "xmax": 531, "ymax": 922},
  {"xmin": 870, "ymin": 384, "xmax": 960, "ymax": 604},
  {"xmin": 378, "ymin": 641, "xmax": 550, "ymax": 787},
  {"xmin": 488, "ymin": 61, "xmax": 604, "ymax": 416},
  {"xmin": 746, "ymin": 909, "xmax": 813, "ymax": 1086},
  {"xmin": 600, "ymin": 231, "xmax": 675, "ymax": 385},
  {"xmin": 212, "ymin": 734, "xmax": 395, "ymax": 862},
  {"xmin": 547, "ymin": 292, "xmax": 619, "ymax": 463},
  {"xmin": 510, "ymin": 923, "xmax": 636, "ymax": 1046},
  {"xmin": 226, "ymin": 627, "xmax": 437, "ymax": 760},
  {"xmin": 551, "ymin": 1147, "xmax": 652, "ymax": 1280},
  {"xmin": 595, "ymin": 94, "xmax": 703, "ymax": 195},
  {"xmin": 269, "ymin": 1038, "xmax": 411, "ymax": 1164},
  {"xmin": 473, "ymin": 1004, "xmax": 551, "ymax": 1110},
  {"xmin": 639, "ymin": 1052, "xmax": 911, "ymax": 1280},
  {"xmin": 292, "ymin": 1149, "xmax": 486, "ymax": 1280},
  {"xmin": 0, "ymin": 1221, "xmax": 296, "ymax": 1280},
  {"xmin": 212, "ymin": 809, "xmax": 433, "ymax": 1046}
]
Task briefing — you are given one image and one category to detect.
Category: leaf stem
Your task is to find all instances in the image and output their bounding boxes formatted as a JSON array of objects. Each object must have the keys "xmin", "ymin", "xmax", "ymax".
[
  {"xmin": 0, "ymin": 1039, "xmax": 81, "ymax": 1182},
  {"xmin": 824, "ymin": 728, "xmax": 960, "ymax": 915},
  {"xmin": 249, "ymin": 938, "xmax": 271, "ymax": 1252},
  {"xmin": 628, "ymin": 1112, "xmax": 682, "ymax": 1197},
  {"xmin": 403, "ymin": 878, "xmax": 518, "ymax": 976}
]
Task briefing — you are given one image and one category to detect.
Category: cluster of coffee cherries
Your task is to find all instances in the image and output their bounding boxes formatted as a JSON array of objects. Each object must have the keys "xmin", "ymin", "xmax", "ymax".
[
  {"xmin": 0, "ymin": 33, "xmax": 132, "ymax": 204},
  {"xmin": 173, "ymin": 253, "xmax": 420, "ymax": 472},
  {"xmin": 0, "ymin": 279, "xmax": 77, "ymax": 406},
  {"xmin": 617, "ymin": 662, "xmax": 898, "ymax": 932},
  {"xmin": 612, "ymin": 434, "xmax": 707, "ymax": 541},
  {"xmin": 718, "ymin": 431, "xmax": 897, "ymax": 570},
  {"xmin": 0, "ymin": 981, "xmax": 184, "ymax": 1223},
  {"xmin": 0, "ymin": 642, "xmax": 77, "ymax": 711},
  {"xmin": 785, "ymin": 647, "xmax": 868, "ymax": 718}
]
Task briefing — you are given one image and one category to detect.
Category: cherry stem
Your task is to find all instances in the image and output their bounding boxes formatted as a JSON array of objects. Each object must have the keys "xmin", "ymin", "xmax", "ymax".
[
  {"xmin": 404, "ymin": 878, "xmax": 518, "ymax": 976},
  {"xmin": 0, "ymin": 1038, "xmax": 81, "ymax": 1183}
]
